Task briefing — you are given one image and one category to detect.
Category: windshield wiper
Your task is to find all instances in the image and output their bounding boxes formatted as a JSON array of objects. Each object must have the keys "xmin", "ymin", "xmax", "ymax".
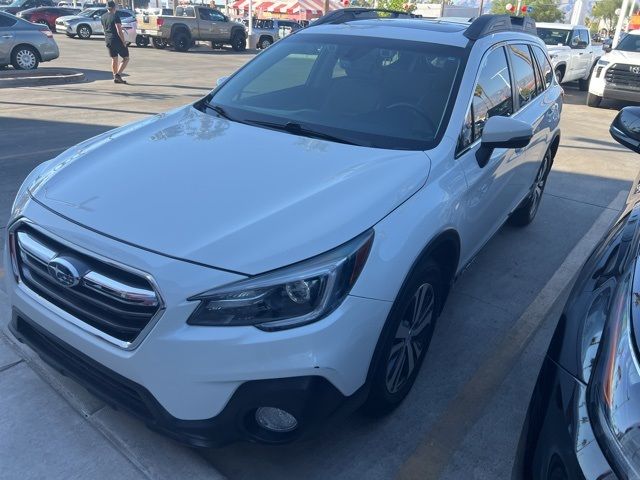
[
  {"xmin": 246, "ymin": 120, "xmax": 360, "ymax": 146},
  {"xmin": 203, "ymin": 102, "xmax": 234, "ymax": 121}
]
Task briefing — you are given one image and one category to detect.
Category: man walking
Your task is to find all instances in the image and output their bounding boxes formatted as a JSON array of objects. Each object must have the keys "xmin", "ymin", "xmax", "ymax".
[{"xmin": 101, "ymin": 1, "xmax": 129, "ymax": 84}]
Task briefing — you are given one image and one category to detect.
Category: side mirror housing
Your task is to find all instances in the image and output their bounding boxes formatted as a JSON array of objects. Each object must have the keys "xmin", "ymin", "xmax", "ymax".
[
  {"xmin": 610, "ymin": 106, "xmax": 640, "ymax": 153},
  {"xmin": 603, "ymin": 44, "xmax": 612, "ymax": 52},
  {"xmin": 216, "ymin": 76, "xmax": 229, "ymax": 87},
  {"xmin": 476, "ymin": 116, "xmax": 533, "ymax": 167}
]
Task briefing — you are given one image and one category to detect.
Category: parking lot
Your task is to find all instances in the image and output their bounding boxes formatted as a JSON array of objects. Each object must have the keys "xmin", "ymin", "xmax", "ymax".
[{"xmin": 1, "ymin": 34, "xmax": 639, "ymax": 480}]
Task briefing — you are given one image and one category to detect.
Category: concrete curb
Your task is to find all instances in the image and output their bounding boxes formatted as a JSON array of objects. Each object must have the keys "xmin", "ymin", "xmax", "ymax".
[
  {"xmin": 0, "ymin": 68, "xmax": 85, "ymax": 88},
  {"xmin": 0, "ymin": 288, "xmax": 225, "ymax": 480}
]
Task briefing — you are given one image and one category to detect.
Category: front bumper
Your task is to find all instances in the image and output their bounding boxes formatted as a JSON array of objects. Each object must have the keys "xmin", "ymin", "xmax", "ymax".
[
  {"xmin": 515, "ymin": 356, "xmax": 613, "ymax": 480},
  {"xmin": 4, "ymin": 201, "xmax": 391, "ymax": 444}
]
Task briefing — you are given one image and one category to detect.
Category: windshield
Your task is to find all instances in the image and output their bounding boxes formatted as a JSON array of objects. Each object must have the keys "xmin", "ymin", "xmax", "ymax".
[
  {"xmin": 616, "ymin": 33, "xmax": 640, "ymax": 52},
  {"xmin": 7, "ymin": 0, "xmax": 26, "ymax": 7},
  {"xmin": 79, "ymin": 7, "xmax": 98, "ymax": 16},
  {"xmin": 537, "ymin": 27, "xmax": 572, "ymax": 46},
  {"xmin": 208, "ymin": 33, "xmax": 464, "ymax": 150}
]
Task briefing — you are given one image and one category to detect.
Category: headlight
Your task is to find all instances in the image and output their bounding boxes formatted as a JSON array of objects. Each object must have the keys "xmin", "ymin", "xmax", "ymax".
[
  {"xmin": 597, "ymin": 59, "xmax": 610, "ymax": 66},
  {"xmin": 187, "ymin": 230, "xmax": 374, "ymax": 331},
  {"xmin": 589, "ymin": 270, "xmax": 640, "ymax": 478},
  {"xmin": 10, "ymin": 160, "xmax": 53, "ymax": 222}
]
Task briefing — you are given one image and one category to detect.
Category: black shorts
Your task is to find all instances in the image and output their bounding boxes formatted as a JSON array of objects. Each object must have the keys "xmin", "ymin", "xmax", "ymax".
[{"xmin": 106, "ymin": 40, "xmax": 129, "ymax": 59}]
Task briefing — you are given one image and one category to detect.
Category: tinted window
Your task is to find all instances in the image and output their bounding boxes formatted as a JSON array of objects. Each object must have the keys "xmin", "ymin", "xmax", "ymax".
[
  {"xmin": 117, "ymin": 10, "xmax": 132, "ymax": 18},
  {"xmin": 507, "ymin": 44, "xmax": 537, "ymax": 108},
  {"xmin": 466, "ymin": 46, "xmax": 513, "ymax": 145},
  {"xmin": 537, "ymin": 27, "xmax": 571, "ymax": 46},
  {"xmin": 210, "ymin": 10, "xmax": 225, "ymax": 21},
  {"xmin": 211, "ymin": 34, "xmax": 464, "ymax": 150},
  {"xmin": 0, "ymin": 13, "xmax": 17, "ymax": 26},
  {"xmin": 532, "ymin": 45, "xmax": 553, "ymax": 89},
  {"xmin": 579, "ymin": 29, "xmax": 589, "ymax": 45}
]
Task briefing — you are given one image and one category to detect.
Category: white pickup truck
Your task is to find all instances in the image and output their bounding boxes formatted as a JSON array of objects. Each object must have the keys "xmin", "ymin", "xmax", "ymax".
[{"xmin": 536, "ymin": 23, "xmax": 602, "ymax": 90}]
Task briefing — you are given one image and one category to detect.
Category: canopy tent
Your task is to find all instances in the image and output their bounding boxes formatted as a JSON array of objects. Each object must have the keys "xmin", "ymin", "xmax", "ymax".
[{"xmin": 231, "ymin": 0, "xmax": 343, "ymax": 19}]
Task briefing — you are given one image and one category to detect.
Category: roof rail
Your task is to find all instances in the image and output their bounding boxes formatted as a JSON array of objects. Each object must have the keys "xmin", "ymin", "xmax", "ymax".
[
  {"xmin": 464, "ymin": 14, "xmax": 536, "ymax": 40},
  {"xmin": 309, "ymin": 7, "xmax": 422, "ymax": 27}
]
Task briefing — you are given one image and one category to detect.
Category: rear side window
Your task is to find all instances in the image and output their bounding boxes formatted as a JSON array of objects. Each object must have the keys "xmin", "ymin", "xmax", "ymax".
[
  {"xmin": 507, "ymin": 44, "xmax": 537, "ymax": 108},
  {"xmin": 0, "ymin": 14, "xmax": 17, "ymax": 27},
  {"xmin": 579, "ymin": 29, "xmax": 590, "ymax": 45},
  {"xmin": 532, "ymin": 45, "xmax": 553, "ymax": 89},
  {"xmin": 458, "ymin": 46, "xmax": 513, "ymax": 151}
]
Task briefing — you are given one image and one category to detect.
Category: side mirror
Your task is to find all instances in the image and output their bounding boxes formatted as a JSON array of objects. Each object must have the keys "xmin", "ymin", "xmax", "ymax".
[
  {"xmin": 476, "ymin": 116, "xmax": 533, "ymax": 167},
  {"xmin": 610, "ymin": 106, "xmax": 640, "ymax": 153},
  {"xmin": 216, "ymin": 76, "xmax": 229, "ymax": 87},
  {"xmin": 603, "ymin": 44, "xmax": 612, "ymax": 52}
]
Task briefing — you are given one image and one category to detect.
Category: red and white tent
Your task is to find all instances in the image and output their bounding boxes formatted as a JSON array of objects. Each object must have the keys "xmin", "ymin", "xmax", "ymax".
[{"xmin": 231, "ymin": 0, "xmax": 342, "ymax": 19}]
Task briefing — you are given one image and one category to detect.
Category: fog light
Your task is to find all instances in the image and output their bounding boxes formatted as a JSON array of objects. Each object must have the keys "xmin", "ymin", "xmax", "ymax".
[{"xmin": 255, "ymin": 407, "xmax": 298, "ymax": 433}]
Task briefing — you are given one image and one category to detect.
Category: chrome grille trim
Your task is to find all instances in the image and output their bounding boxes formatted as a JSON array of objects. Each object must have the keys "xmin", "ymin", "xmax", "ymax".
[{"xmin": 9, "ymin": 219, "xmax": 166, "ymax": 350}]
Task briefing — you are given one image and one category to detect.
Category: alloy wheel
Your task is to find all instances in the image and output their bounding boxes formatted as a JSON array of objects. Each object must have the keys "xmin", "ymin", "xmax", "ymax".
[
  {"xmin": 79, "ymin": 26, "xmax": 90, "ymax": 38},
  {"xmin": 529, "ymin": 152, "xmax": 550, "ymax": 219},
  {"xmin": 386, "ymin": 283, "xmax": 435, "ymax": 394},
  {"xmin": 15, "ymin": 48, "xmax": 37, "ymax": 69}
]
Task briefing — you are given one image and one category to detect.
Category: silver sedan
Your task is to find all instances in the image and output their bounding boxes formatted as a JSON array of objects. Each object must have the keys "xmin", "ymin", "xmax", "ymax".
[{"xmin": 0, "ymin": 11, "xmax": 59, "ymax": 69}]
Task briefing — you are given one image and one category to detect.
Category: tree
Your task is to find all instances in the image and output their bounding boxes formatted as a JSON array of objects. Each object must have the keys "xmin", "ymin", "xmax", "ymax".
[
  {"xmin": 375, "ymin": 0, "xmax": 417, "ymax": 11},
  {"xmin": 491, "ymin": 0, "xmax": 564, "ymax": 22},
  {"xmin": 592, "ymin": 0, "xmax": 624, "ymax": 31}
]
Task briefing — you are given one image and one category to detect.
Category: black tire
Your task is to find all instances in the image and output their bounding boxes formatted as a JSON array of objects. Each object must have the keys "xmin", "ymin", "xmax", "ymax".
[
  {"xmin": 362, "ymin": 259, "xmax": 444, "ymax": 416},
  {"xmin": 554, "ymin": 67, "xmax": 564, "ymax": 84},
  {"xmin": 11, "ymin": 45, "xmax": 39, "ymax": 70},
  {"xmin": 172, "ymin": 31, "xmax": 190, "ymax": 52},
  {"xmin": 135, "ymin": 35, "xmax": 149, "ymax": 47},
  {"xmin": 578, "ymin": 77, "xmax": 589, "ymax": 91},
  {"xmin": 66, "ymin": 33, "xmax": 76, "ymax": 38},
  {"xmin": 587, "ymin": 92, "xmax": 602, "ymax": 107},
  {"xmin": 508, "ymin": 148, "xmax": 552, "ymax": 227},
  {"xmin": 151, "ymin": 37, "xmax": 166, "ymax": 49},
  {"xmin": 231, "ymin": 31, "xmax": 246, "ymax": 52},
  {"xmin": 258, "ymin": 36, "xmax": 272, "ymax": 49},
  {"xmin": 77, "ymin": 24, "xmax": 91, "ymax": 39}
]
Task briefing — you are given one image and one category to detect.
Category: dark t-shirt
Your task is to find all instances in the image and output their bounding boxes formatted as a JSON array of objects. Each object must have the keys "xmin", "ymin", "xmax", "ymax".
[{"xmin": 101, "ymin": 11, "xmax": 121, "ymax": 44}]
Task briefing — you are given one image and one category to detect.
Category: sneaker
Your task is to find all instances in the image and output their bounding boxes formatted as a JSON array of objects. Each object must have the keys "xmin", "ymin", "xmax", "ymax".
[{"xmin": 114, "ymin": 75, "xmax": 127, "ymax": 84}]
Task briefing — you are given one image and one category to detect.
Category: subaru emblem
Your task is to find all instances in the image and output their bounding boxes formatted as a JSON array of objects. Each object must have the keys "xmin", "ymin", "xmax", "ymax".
[{"xmin": 47, "ymin": 257, "xmax": 80, "ymax": 288}]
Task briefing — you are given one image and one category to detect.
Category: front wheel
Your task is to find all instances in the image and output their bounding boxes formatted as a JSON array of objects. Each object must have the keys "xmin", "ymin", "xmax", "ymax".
[
  {"xmin": 587, "ymin": 92, "xmax": 602, "ymax": 107},
  {"xmin": 362, "ymin": 260, "xmax": 444, "ymax": 416},
  {"xmin": 231, "ymin": 31, "xmax": 246, "ymax": 52},
  {"xmin": 172, "ymin": 32, "xmax": 190, "ymax": 52},
  {"xmin": 151, "ymin": 37, "xmax": 166, "ymax": 49},
  {"xmin": 135, "ymin": 35, "xmax": 149, "ymax": 47},
  {"xmin": 508, "ymin": 149, "xmax": 552, "ymax": 227},
  {"xmin": 554, "ymin": 67, "xmax": 564, "ymax": 84},
  {"xmin": 77, "ymin": 24, "xmax": 91, "ymax": 39}
]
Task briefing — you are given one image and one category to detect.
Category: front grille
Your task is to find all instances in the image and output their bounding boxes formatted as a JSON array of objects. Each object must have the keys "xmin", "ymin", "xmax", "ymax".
[
  {"xmin": 14, "ymin": 315, "xmax": 153, "ymax": 420},
  {"xmin": 605, "ymin": 63, "xmax": 640, "ymax": 90},
  {"xmin": 12, "ymin": 225, "xmax": 161, "ymax": 345}
]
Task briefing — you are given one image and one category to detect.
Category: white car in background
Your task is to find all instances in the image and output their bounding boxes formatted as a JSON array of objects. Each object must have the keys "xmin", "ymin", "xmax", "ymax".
[
  {"xmin": 588, "ymin": 30, "xmax": 640, "ymax": 107},
  {"xmin": 56, "ymin": 7, "xmax": 136, "ymax": 43},
  {"xmin": 536, "ymin": 22, "xmax": 602, "ymax": 89}
]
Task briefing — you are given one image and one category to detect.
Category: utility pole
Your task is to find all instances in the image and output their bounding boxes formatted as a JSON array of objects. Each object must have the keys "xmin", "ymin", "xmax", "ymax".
[
  {"xmin": 478, "ymin": 0, "xmax": 484, "ymax": 16},
  {"xmin": 324, "ymin": 0, "xmax": 330, "ymax": 14},
  {"xmin": 440, "ymin": 0, "xmax": 445, "ymax": 17},
  {"xmin": 614, "ymin": 0, "xmax": 631, "ymax": 47}
]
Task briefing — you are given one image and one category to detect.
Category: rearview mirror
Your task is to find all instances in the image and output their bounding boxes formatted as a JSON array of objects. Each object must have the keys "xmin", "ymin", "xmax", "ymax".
[
  {"xmin": 610, "ymin": 106, "xmax": 640, "ymax": 153},
  {"xmin": 476, "ymin": 116, "xmax": 533, "ymax": 167}
]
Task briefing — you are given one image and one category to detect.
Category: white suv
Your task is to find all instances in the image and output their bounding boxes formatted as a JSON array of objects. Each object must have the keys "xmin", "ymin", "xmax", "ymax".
[{"xmin": 5, "ymin": 14, "xmax": 562, "ymax": 446}]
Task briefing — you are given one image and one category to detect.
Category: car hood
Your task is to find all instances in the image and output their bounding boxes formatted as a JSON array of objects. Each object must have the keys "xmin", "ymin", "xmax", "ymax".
[
  {"xmin": 602, "ymin": 49, "xmax": 640, "ymax": 63},
  {"xmin": 546, "ymin": 45, "xmax": 571, "ymax": 55},
  {"xmin": 56, "ymin": 14, "xmax": 79, "ymax": 21},
  {"xmin": 30, "ymin": 105, "xmax": 431, "ymax": 275}
]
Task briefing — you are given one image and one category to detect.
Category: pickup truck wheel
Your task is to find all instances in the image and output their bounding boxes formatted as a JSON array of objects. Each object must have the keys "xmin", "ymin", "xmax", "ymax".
[
  {"xmin": 554, "ymin": 67, "xmax": 564, "ymax": 84},
  {"xmin": 172, "ymin": 32, "xmax": 190, "ymax": 52},
  {"xmin": 231, "ymin": 31, "xmax": 246, "ymax": 52},
  {"xmin": 259, "ymin": 36, "xmax": 272, "ymax": 49},
  {"xmin": 587, "ymin": 92, "xmax": 602, "ymax": 107},
  {"xmin": 151, "ymin": 37, "xmax": 166, "ymax": 49},
  {"xmin": 362, "ymin": 259, "xmax": 444, "ymax": 416},
  {"xmin": 211, "ymin": 42, "xmax": 223, "ymax": 49},
  {"xmin": 508, "ymin": 149, "xmax": 551, "ymax": 227},
  {"xmin": 135, "ymin": 35, "xmax": 149, "ymax": 47},
  {"xmin": 77, "ymin": 24, "xmax": 91, "ymax": 39}
]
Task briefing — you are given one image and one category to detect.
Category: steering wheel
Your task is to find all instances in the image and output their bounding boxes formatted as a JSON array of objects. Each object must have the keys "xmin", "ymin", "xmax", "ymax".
[{"xmin": 385, "ymin": 102, "xmax": 436, "ymax": 133}]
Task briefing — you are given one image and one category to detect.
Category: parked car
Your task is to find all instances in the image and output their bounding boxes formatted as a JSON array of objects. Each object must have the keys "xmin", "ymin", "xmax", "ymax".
[
  {"xmin": 587, "ymin": 29, "xmax": 640, "ymax": 107},
  {"xmin": 17, "ymin": 6, "xmax": 79, "ymax": 31},
  {"xmin": 4, "ymin": 14, "xmax": 562, "ymax": 446},
  {"xmin": 0, "ymin": 0, "xmax": 53, "ymax": 15},
  {"xmin": 252, "ymin": 18, "xmax": 301, "ymax": 49},
  {"xmin": 0, "ymin": 10, "xmax": 58, "ymax": 69},
  {"xmin": 56, "ymin": 7, "xmax": 136, "ymax": 42},
  {"xmin": 135, "ymin": 5, "xmax": 246, "ymax": 52},
  {"xmin": 515, "ymin": 106, "xmax": 640, "ymax": 480},
  {"xmin": 536, "ymin": 22, "xmax": 602, "ymax": 89}
]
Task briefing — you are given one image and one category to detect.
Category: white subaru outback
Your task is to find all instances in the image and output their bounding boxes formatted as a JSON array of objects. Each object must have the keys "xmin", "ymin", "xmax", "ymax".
[{"xmin": 5, "ymin": 13, "xmax": 562, "ymax": 446}]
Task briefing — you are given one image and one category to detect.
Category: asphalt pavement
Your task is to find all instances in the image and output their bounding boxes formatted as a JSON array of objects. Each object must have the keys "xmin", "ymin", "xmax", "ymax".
[{"xmin": 1, "ymin": 34, "xmax": 639, "ymax": 480}]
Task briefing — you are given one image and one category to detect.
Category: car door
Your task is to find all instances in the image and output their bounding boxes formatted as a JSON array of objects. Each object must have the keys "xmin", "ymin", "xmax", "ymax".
[
  {"xmin": 0, "ymin": 13, "xmax": 17, "ymax": 65},
  {"xmin": 456, "ymin": 45, "xmax": 524, "ymax": 248},
  {"xmin": 577, "ymin": 28, "xmax": 592, "ymax": 74},
  {"xmin": 208, "ymin": 9, "xmax": 228, "ymax": 41},
  {"xmin": 197, "ymin": 7, "xmax": 215, "ymax": 40}
]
